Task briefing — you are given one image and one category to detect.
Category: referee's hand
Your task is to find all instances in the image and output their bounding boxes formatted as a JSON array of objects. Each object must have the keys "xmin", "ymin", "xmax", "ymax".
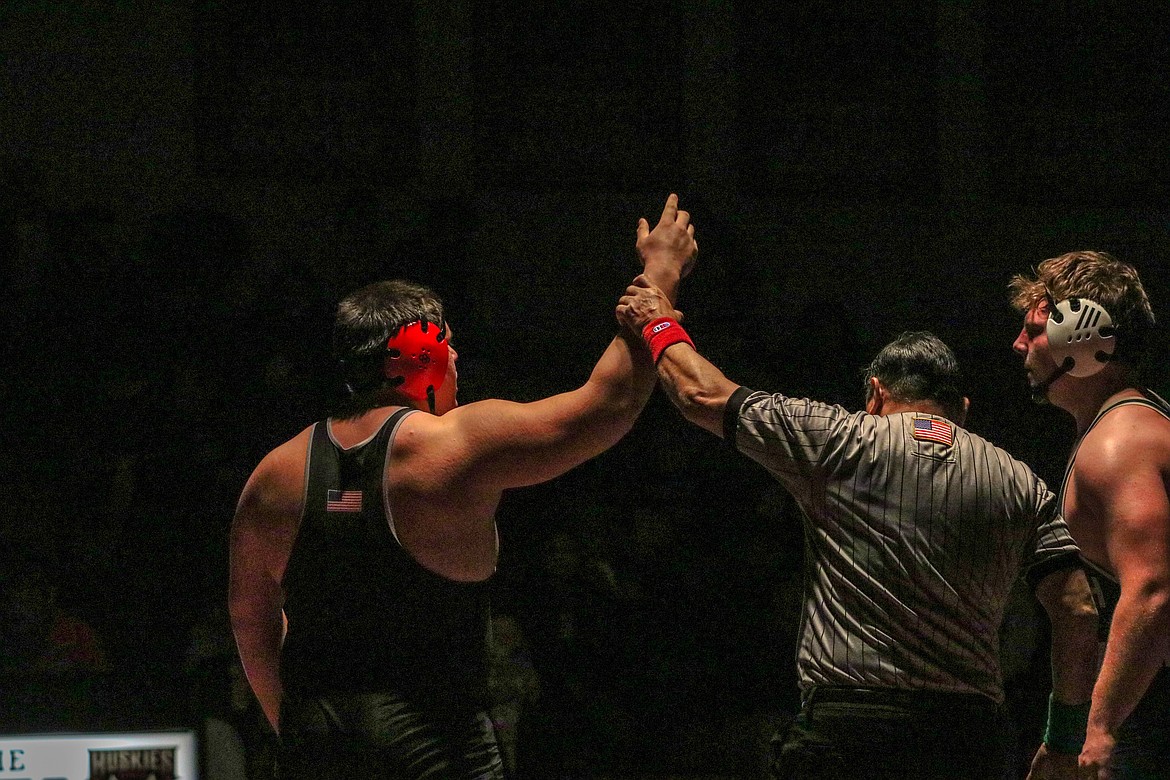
[{"xmin": 616, "ymin": 275, "xmax": 681, "ymax": 333}]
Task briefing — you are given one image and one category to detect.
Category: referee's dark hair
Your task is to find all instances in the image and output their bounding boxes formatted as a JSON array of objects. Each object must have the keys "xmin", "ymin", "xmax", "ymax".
[{"xmin": 863, "ymin": 331, "xmax": 966, "ymax": 422}]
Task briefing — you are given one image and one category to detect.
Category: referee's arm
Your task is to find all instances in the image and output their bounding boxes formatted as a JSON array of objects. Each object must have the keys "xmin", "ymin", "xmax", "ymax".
[
  {"xmin": 653, "ymin": 340, "xmax": 741, "ymax": 438},
  {"xmin": 615, "ymin": 276, "xmax": 741, "ymax": 438},
  {"xmin": 1033, "ymin": 562, "xmax": 1098, "ymax": 705}
]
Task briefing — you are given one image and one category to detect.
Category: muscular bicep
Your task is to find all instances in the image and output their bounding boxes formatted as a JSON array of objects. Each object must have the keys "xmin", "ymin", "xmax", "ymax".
[
  {"xmin": 228, "ymin": 445, "xmax": 305, "ymax": 625},
  {"xmin": 406, "ymin": 330, "xmax": 654, "ymax": 494},
  {"xmin": 229, "ymin": 498, "xmax": 286, "ymax": 616},
  {"xmin": 228, "ymin": 471, "xmax": 297, "ymax": 731},
  {"xmin": 1101, "ymin": 467, "xmax": 1170, "ymax": 590},
  {"xmin": 433, "ymin": 384, "xmax": 641, "ymax": 492},
  {"xmin": 1077, "ymin": 419, "xmax": 1170, "ymax": 588}
]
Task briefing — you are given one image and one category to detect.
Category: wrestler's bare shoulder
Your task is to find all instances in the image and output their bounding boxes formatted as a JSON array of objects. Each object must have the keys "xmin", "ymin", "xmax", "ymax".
[
  {"xmin": 240, "ymin": 425, "xmax": 315, "ymax": 514},
  {"xmin": 389, "ymin": 398, "xmax": 531, "ymax": 491},
  {"xmin": 1080, "ymin": 401, "xmax": 1170, "ymax": 471}
]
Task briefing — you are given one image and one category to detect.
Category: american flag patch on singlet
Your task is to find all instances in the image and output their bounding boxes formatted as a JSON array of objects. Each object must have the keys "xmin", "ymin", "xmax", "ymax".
[
  {"xmin": 327, "ymin": 489, "xmax": 363, "ymax": 512},
  {"xmin": 912, "ymin": 417, "xmax": 953, "ymax": 445}
]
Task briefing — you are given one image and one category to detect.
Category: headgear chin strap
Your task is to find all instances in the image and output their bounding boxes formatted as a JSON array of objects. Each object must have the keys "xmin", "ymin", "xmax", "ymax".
[
  {"xmin": 1030, "ymin": 355, "xmax": 1075, "ymax": 404},
  {"xmin": 385, "ymin": 319, "xmax": 449, "ymax": 413},
  {"xmin": 1045, "ymin": 294, "xmax": 1117, "ymax": 378}
]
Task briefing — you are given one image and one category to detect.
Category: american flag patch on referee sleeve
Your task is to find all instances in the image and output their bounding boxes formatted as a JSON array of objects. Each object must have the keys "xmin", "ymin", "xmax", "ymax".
[{"xmin": 912, "ymin": 417, "xmax": 953, "ymax": 445}]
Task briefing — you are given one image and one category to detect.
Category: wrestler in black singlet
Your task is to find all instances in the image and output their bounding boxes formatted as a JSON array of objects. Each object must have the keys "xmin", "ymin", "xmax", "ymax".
[
  {"xmin": 1058, "ymin": 389, "xmax": 1170, "ymax": 779},
  {"xmin": 277, "ymin": 408, "xmax": 504, "ymax": 780}
]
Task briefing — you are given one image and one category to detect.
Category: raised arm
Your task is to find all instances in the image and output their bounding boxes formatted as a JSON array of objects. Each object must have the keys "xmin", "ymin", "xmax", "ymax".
[
  {"xmin": 637, "ymin": 192, "xmax": 695, "ymax": 299},
  {"xmin": 412, "ymin": 195, "xmax": 699, "ymax": 492},
  {"xmin": 615, "ymin": 275, "xmax": 739, "ymax": 437}
]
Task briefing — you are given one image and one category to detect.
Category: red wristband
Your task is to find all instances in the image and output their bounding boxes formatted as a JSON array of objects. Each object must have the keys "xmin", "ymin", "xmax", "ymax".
[{"xmin": 642, "ymin": 317, "xmax": 695, "ymax": 363}]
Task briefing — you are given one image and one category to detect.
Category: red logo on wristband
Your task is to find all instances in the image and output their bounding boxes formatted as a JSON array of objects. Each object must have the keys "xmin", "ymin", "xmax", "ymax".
[{"xmin": 643, "ymin": 317, "xmax": 694, "ymax": 364}]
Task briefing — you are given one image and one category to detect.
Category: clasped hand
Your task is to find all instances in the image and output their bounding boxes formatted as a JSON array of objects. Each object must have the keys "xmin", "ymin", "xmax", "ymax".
[
  {"xmin": 617, "ymin": 193, "xmax": 695, "ymax": 332},
  {"xmin": 616, "ymin": 275, "xmax": 681, "ymax": 333}
]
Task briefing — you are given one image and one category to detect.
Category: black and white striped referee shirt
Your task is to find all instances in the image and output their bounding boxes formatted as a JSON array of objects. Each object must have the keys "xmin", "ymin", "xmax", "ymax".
[{"xmin": 726, "ymin": 387, "xmax": 1080, "ymax": 704}]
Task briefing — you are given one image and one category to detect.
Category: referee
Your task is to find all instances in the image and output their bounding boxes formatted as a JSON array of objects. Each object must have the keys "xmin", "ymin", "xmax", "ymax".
[{"xmin": 617, "ymin": 277, "xmax": 1100, "ymax": 780}]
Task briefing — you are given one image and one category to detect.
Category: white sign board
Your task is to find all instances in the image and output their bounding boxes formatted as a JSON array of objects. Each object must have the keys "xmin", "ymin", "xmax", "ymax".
[{"xmin": 0, "ymin": 731, "xmax": 198, "ymax": 780}]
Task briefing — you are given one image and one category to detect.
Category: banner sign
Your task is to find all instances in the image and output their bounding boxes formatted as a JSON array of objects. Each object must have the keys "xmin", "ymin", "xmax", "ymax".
[{"xmin": 0, "ymin": 731, "xmax": 198, "ymax": 780}]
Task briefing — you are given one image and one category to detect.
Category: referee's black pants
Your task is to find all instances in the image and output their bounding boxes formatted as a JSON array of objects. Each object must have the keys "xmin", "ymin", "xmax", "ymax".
[{"xmin": 771, "ymin": 686, "xmax": 1014, "ymax": 780}]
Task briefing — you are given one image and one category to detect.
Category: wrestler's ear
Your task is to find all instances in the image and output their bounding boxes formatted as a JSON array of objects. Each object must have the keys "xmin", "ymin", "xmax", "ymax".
[{"xmin": 865, "ymin": 377, "xmax": 884, "ymax": 416}]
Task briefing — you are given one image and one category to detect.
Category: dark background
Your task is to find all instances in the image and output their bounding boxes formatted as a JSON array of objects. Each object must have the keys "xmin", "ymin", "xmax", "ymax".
[{"xmin": 2, "ymin": 1, "xmax": 1168, "ymax": 777}]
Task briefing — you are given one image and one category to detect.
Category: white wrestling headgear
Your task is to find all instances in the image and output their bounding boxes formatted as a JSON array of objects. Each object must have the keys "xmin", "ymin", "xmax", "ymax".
[{"xmin": 1046, "ymin": 295, "xmax": 1117, "ymax": 378}]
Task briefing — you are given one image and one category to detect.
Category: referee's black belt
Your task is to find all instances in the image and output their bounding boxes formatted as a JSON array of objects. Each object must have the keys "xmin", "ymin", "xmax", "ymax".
[{"xmin": 803, "ymin": 685, "xmax": 1000, "ymax": 712}]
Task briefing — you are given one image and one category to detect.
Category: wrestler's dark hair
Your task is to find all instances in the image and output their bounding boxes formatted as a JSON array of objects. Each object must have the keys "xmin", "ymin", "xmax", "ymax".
[
  {"xmin": 332, "ymin": 279, "xmax": 444, "ymax": 417},
  {"xmin": 863, "ymin": 331, "xmax": 965, "ymax": 422}
]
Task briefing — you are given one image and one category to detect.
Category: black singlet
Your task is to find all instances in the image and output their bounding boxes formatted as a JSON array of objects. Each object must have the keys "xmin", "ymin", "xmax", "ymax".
[
  {"xmin": 1058, "ymin": 389, "xmax": 1170, "ymax": 643},
  {"xmin": 280, "ymin": 408, "xmax": 493, "ymax": 711}
]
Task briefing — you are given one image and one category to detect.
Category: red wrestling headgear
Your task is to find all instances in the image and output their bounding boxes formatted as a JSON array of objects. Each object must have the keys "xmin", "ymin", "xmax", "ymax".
[{"xmin": 384, "ymin": 319, "xmax": 449, "ymax": 411}]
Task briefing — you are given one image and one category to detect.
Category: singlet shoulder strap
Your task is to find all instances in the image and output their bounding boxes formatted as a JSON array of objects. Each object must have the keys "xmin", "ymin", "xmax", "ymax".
[
  {"xmin": 1084, "ymin": 390, "xmax": 1170, "ymax": 442},
  {"xmin": 1137, "ymin": 388, "xmax": 1170, "ymax": 418},
  {"xmin": 324, "ymin": 406, "xmax": 415, "ymax": 452},
  {"xmin": 378, "ymin": 406, "xmax": 416, "ymax": 442},
  {"xmin": 303, "ymin": 421, "xmax": 324, "ymax": 518},
  {"xmin": 1059, "ymin": 389, "xmax": 1170, "ymax": 503},
  {"xmin": 352, "ymin": 406, "xmax": 416, "ymax": 517},
  {"xmin": 374, "ymin": 407, "xmax": 418, "ymax": 546},
  {"xmin": 304, "ymin": 408, "xmax": 415, "ymax": 515}
]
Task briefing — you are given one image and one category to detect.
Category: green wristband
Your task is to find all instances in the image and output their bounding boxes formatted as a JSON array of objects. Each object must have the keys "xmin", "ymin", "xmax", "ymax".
[{"xmin": 1043, "ymin": 692, "xmax": 1090, "ymax": 754}]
